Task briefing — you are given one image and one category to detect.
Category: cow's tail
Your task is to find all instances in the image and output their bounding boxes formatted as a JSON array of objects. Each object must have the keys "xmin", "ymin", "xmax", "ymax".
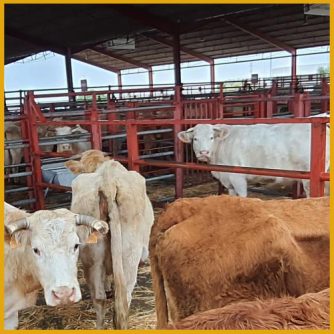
[
  {"xmin": 108, "ymin": 208, "xmax": 129, "ymax": 329},
  {"xmin": 150, "ymin": 237, "xmax": 169, "ymax": 328}
]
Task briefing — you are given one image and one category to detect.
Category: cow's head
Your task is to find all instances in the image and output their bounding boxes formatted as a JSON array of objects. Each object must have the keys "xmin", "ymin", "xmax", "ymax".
[
  {"xmin": 55, "ymin": 126, "xmax": 73, "ymax": 152},
  {"xmin": 5, "ymin": 208, "xmax": 108, "ymax": 306},
  {"xmin": 177, "ymin": 124, "xmax": 231, "ymax": 162}
]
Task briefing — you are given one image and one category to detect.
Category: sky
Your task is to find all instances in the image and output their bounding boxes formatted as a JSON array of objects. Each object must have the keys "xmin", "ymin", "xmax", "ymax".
[{"xmin": 4, "ymin": 46, "xmax": 329, "ymax": 92}]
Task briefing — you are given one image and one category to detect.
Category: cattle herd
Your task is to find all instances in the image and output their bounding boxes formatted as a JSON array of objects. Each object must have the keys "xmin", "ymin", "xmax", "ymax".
[{"xmin": 4, "ymin": 116, "xmax": 330, "ymax": 330}]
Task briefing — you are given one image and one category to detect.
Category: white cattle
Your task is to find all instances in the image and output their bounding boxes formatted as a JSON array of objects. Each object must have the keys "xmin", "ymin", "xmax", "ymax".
[
  {"xmin": 56, "ymin": 125, "xmax": 91, "ymax": 154},
  {"xmin": 178, "ymin": 123, "xmax": 330, "ymax": 197},
  {"xmin": 67, "ymin": 154, "xmax": 154, "ymax": 329},
  {"xmin": 5, "ymin": 122, "xmax": 23, "ymax": 183},
  {"xmin": 5, "ymin": 202, "xmax": 109, "ymax": 329}
]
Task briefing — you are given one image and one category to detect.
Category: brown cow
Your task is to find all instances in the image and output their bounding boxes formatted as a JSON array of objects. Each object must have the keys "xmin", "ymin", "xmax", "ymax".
[
  {"xmin": 168, "ymin": 288, "xmax": 329, "ymax": 330},
  {"xmin": 150, "ymin": 195, "xmax": 329, "ymax": 328}
]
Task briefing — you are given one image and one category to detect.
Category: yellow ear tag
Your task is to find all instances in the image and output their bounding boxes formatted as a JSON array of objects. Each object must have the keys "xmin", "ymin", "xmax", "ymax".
[
  {"xmin": 10, "ymin": 237, "xmax": 20, "ymax": 249},
  {"xmin": 86, "ymin": 231, "xmax": 100, "ymax": 244}
]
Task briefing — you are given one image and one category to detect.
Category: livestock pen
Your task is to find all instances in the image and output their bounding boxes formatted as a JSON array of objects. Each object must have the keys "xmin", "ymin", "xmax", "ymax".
[{"xmin": 4, "ymin": 77, "xmax": 330, "ymax": 211}]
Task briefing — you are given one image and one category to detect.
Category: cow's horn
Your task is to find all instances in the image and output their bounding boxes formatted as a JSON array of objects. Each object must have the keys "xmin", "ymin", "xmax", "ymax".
[
  {"xmin": 75, "ymin": 215, "xmax": 109, "ymax": 234},
  {"xmin": 5, "ymin": 218, "xmax": 30, "ymax": 235}
]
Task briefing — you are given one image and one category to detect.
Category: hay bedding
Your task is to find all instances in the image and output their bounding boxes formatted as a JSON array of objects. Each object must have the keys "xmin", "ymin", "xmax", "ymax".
[
  {"xmin": 17, "ymin": 182, "xmax": 290, "ymax": 329},
  {"xmin": 18, "ymin": 263, "xmax": 156, "ymax": 330}
]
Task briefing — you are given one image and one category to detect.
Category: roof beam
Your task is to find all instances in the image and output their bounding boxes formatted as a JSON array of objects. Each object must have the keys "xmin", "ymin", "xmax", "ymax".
[
  {"xmin": 6, "ymin": 27, "xmax": 65, "ymax": 55},
  {"xmin": 142, "ymin": 33, "xmax": 213, "ymax": 64},
  {"xmin": 72, "ymin": 55, "xmax": 120, "ymax": 73},
  {"xmin": 91, "ymin": 47, "xmax": 151, "ymax": 70},
  {"xmin": 113, "ymin": 5, "xmax": 177, "ymax": 35},
  {"xmin": 224, "ymin": 18, "xmax": 295, "ymax": 54}
]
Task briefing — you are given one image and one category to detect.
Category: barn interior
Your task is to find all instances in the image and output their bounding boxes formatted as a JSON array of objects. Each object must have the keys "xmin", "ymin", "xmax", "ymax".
[{"xmin": 4, "ymin": 4, "xmax": 330, "ymax": 329}]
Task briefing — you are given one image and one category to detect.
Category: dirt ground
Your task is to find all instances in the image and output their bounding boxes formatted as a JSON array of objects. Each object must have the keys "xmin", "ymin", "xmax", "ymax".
[{"xmin": 16, "ymin": 180, "xmax": 291, "ymax": 329}]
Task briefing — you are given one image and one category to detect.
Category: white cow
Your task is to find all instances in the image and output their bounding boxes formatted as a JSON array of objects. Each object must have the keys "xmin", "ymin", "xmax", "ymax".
[
  {"xmin": 66, "ymin": 153, "xmax": 154, "ymax": 329},
  {"xmin": 5, "ymin": 202, "xmax": 108, "ymax": 329},
  {"xmin": 56, "ymin": 125, "xmax": 91, "ymax": 154},
  {"xmin": 5, "ymin": 122, "xmax": 23, "ymax": 183},
  {"xmin": 178, "ymin": 123, "xmax": 330, "ymax": 197}
]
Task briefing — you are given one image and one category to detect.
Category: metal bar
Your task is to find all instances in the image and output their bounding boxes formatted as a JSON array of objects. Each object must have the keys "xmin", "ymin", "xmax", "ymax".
[
  {"xmin": 5, "ymin": 187, "xmax": 32, "ymax": 194},
  {"xmin": 35, "ymin": 116, "xmax": 329, "ymax": 128},
  {"xmin": 142, "ymin": 32, "xmax": 213, "ymax": 63},
  {"xmin": 224, "ymin": 18, "xmax": 295, "ymax": 54},
  {"xmin": 291, "ymin": 51, "xmax": 297, "ymax": 93},
  {"xmin": 5, "ymin": 171, "xmax": 33, "ymax": 178},
  {"xmin": 146, "ymin": 174, "xmax": 175, "ymax": 182},
  {"xmin": 310, "ymin": 122, "xmax": 327, "ymax": 197},
  {"xmin": 38, "ymin": 182, "xmax": 71, "ymax": 192},
  {"xmin": 11, "ymin": 198, "xmax": 36, "ymax": 206},
  {"xmin": 92, "ymin": 47, "xmax": 150, "ymax": 70},
  {"xmin": 72, "ymin": 55, "xmax": 120, "ymax": 73},
  {"xmin": 148, "ymin": 67, "xmax": 154, "ymax": 97},
  {"xmin": 139, "ymin": 151, "xmax": 174, "ymax": 159},
  {"xmin": 136, "ymin": 160, "xmax": 311, "ymax": 180}
]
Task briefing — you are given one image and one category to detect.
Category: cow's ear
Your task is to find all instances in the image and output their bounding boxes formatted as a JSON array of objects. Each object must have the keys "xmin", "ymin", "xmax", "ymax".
[
  {"xmin": 213, "ymin": 125, "xmax": 231, "ymax": 140},
  {"xmin": 5, "ymin": 227, "xmax": 31, "ymax": 248},
  {"xmin": 65, "ymin": 160, "xmax": 84, "ymax": 174},
  {"xmin": 177, "ymin": 128, "xmax": 194, "ymax": 143}
]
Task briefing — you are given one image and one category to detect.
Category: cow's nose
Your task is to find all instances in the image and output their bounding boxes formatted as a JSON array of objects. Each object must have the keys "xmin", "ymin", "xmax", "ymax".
[
  {"xmin": 52, "ymin": 287, "xmax": 75, "ymax": 302},
  {"xmin": 199, "ymin": 150, "xmax": 210, "ymax": 155}
]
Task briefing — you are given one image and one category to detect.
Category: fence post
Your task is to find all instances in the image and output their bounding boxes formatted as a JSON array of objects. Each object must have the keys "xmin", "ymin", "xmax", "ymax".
[
  {"xmin": 310, "ymin": 119, "xmax": 327, "ymax": 197},
  {"xmin": 174, "ymin": 85, "xmax": 184, "ymax": 198},
  {"xmin": 303, "ymin": 92, "xmax": 311, "ymax": 117},
  {"xmin": 266, "ymin": 94, "xmax": 273, "ymax": 118},
  {"xmin": 25, "ymin": 92, "xmax": 45, "ymax": 209},
  {"xmin": 321, "ymin": 78, "xmax": 329, "ymax": 113},
  {"xmin": 293, "ymin": 93, "xmax": 304, "ymax": 117},
  {"xmin": 219, "ymin": 83, "xmax": 224, "ymax": 118},
  {"xmin": 126, "ymin": 123, "xmax": 140, "ymax": 172},
  {"xmin": 90, "ymin": 93, "xmax": 102, "ymax": 150}
]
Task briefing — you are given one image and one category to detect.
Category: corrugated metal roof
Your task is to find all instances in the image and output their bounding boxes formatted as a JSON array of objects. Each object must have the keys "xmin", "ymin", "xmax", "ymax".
[{"xmin": 5, "ymin": 4, "xmax": 329, "ymax": 70}]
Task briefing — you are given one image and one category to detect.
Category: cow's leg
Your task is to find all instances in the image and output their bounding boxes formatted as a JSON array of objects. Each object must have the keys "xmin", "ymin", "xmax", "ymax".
[
  {"xmin": 302, "ymin": 180, "xmax": 310, "ymax": 198},
  {"xmin": 81, "ymin": 248, "xmax": 107, "ymax": 329},
  {"xmin": 230, "ymin": 175, "xmax": 248, "ymax": 197},
  {"xmin": 122, "ymin": 239, "xmax": 143, "ymax": 307},
  {"xmin": 5, "ymin": 312, "xmax": 18, "ymax": 329}
]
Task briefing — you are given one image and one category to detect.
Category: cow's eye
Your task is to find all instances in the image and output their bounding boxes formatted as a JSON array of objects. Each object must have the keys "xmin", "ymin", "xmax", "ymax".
[
  {"xmin": 210, "ymin": 137, "xmax": 214, "ymax": 140},
  {"xmin": 33, "ymin": 248, "xmax": 40, "ymax": 256},
  {"xmin": 74, "ymin": 244, "xmax": 80, "ymax": 251},
  {"xmin": 194, "ymin": 138, "xmax": 198, "ymax": 141}
]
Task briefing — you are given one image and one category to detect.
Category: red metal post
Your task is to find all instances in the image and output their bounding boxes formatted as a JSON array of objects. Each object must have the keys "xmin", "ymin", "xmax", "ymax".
[
  {"xmin": 174, "ymin": 85, "xmax": 184, "ymax": 198},
  {"xmin": 219, "ymin": 83, "xmax": 224, "ymax": 118},
  {"xmin": 270, "ymin": 80, "xmax": 277, "ymax": 115},
  {"xmin": 25, "ymin": 92, "xmax": 45, "ymax": 209},
  {"xmin": 321, "ymin": 78, "xmax": 329, "ymax": 113},
  {"xmin": 309, "ymin": 120, "xmax": 327, "ymax": 197},
  {"xmin": 303, "ymin": 92, "xmax": 311, "ymax": 117},
  {"xmin": 126, "ymin": 123, "xmax": 140, "ymax": 172},
  {"xmin": 293, "ymin": 93, "xmax": 304, "ymax": 117},
  {"xmin": 259, "ymin": 93, "xmax": 266, "ymax": 118},
  {"xmin": 90, "ymin": 93, "xmax": 102, "ymax": 150},
  {"xmin": 266, "ymin": 94, "xmax": 273, "ymax": 118}
]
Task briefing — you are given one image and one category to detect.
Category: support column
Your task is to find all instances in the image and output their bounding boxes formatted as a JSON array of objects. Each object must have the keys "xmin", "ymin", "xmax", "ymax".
[
  {"xmin": 210, "ymin": 61, "xmax": 215, "ymax": 93},
  {"xmin": 291, "ymin": 50, "xmax": 297, "ymax": 93},
  {"xmin": 173, "ymin": 33, "xmax": 181, "ymax": 85},
  {"xmin": 65, "ymin": 48, "xmax": 75, "ymax": 102},
  {"xmin": 118, "ymin": 72, "xmax": 123, "ymax": 99},
  {"xmin": 148, "ymin": 67, "xmax": 153, "ymax": 97}
]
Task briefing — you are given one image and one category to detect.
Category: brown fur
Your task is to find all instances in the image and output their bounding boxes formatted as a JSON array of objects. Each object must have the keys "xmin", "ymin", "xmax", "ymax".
[
  {"xmin": 65, "ymin": 149, "xmax": 110, "ymax": 174},
  {"xmin": 168, "ymin": 288, "xmax": 329, "ymax": 330},
  {"xmin": 149, "ymin": 195, "xmax": 329, "ymax": 328}
]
